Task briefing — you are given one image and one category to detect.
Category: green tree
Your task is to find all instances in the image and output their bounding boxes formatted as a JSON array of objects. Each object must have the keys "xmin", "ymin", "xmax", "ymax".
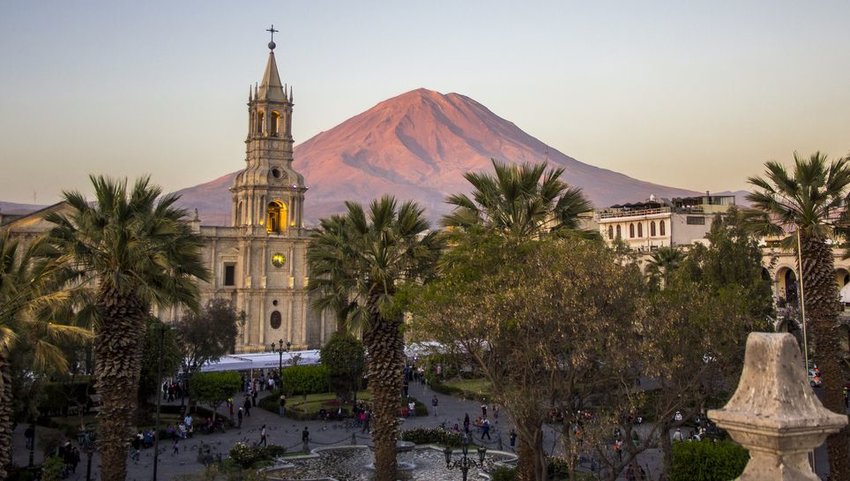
[
  {"xmin": 746, "ymin": 152, "xmax": 850, "ymax": 479},
  {"xmin": 0, "ymin": 233, "xmax": 91, "ymax": 479},
  {"xmin": 176, "ymin": 298, "xmax": 242, "ymax": 375},
  {"xmin": 307, "ymin": 196, "xmax": 442, "ymax": 481},
  {"xmin": 411, "ymin": 235, "xmax": 645, "ymax": 481},
  {"xmin": 320, "ymin": 332, "xmax": 365, "ymax": 401},
  {"xmin": 645, "ymin": 246, "xmax": 686, "ymax": 290},
  {"xmin": 44, "ymin": 175, "xmax": 209, "ymax": 481},
  {"xmin": 139, "ymin": 317, "xmax": 182, "ymax": 412},
  {"xmin": 442, "ymin": 159, "xmax": 592, "ymax": 238},
  {"xmin": 188, "ymin": 372, "xmax": 241, "ymax": 422}
]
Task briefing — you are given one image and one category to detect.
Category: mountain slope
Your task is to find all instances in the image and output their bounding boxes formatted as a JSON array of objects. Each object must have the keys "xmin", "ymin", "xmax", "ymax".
[{"xmin": 179, "ymin": 88, "xmax": 703, "ymax": 225}]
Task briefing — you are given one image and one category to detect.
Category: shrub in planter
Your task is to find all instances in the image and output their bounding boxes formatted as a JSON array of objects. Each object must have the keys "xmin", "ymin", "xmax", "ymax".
[
  {"xmin": 283, "ymin": 365, "xmax": 329, "ymax": 396},
  {"xmin": 401, "ymin": 427, "xmax": 464, "ymax": 447},
  {"xmin": 228, "ymin": 442, "xmax": 286, "ymax": 469},
  {"xmin": 670, "ymin": 439, "xmax": 748, "ymax": 481}
]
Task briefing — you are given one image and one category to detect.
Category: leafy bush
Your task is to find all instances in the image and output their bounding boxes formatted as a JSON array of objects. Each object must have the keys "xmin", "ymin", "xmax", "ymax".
[
  {"xmin": 228, "ymin": 442, "xmax": 286, "ymax": 468},
  {"xmin": 670, "ymin": 440, "xmax": 749, "ymax": 481},
  {"xmin": 320, "ymin": 332, "xmax": 365, "ymax": 401},
  {"xmin": 38, "ymin": 381, "xmax": 93, "ymax": 416},
  {"xmin": 490, "ymin": 466, "xmax": 517, "ymax": 481},
  {"xmin": 401, "ymin": 427, "xmax": 464, "ymax": 447},
  {"xmin": 40, "ymin": 456, "xmax": 65, "ymax": 481},
  {"xmin": 282, "ymin": 364, "xmax": 329, "ymax": 396}
]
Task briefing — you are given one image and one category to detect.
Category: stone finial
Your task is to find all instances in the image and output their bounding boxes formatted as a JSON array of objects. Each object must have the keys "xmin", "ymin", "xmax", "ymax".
[{"xmin": 708, "ymin": 333, "xmax": 847, "ymax": 481}]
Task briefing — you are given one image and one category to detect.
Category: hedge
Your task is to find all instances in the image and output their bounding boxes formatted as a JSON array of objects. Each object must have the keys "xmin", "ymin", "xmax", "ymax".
[
  {"xmin": 400, "ymin": 427, "xmax": 464, "ymax": 447},
  {"xmin": 670, "ymin": 440, "xmax": 749, "ymax": 481},
  {"xmin": 281, "ymin": 364, "xmax": 329, "ymax": 396},
  {"xmin": 228, "ymin": 442, "xmax": 286, "ymax": 468}
]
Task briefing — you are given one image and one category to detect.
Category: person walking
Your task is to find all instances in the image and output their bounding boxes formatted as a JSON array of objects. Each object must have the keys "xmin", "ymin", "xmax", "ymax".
[
  {"xmin": 302, "ymin": 426, "xmax": 310, "ymax": 452},
  {"xmin": 244, "ymin": 396, "xmax": 252, "ymax": 417},
  {"xmin": 431, "ymin": 395, "xmax": 438, "ymax": 416},
  {"xmin": 279, "ymin": 393, "xmax": 287, "ymax": 417},
  {"xmin": 481, "ymin": 418, "xmax": 491, "ymax": 440},
  {"xmin": 509, "ymin": 429, "xmax": 517, "ymax": 450},
  {"xmin": 259, "ymin": 425, "xmax": 268, "ymax": 446},
  {"xmin": 237, "ymin": 407, "xmax": 244, "ymax": 428},
  {"xmin": 463, "ymin": 413, "xmax": 470, "ymax": 434}
]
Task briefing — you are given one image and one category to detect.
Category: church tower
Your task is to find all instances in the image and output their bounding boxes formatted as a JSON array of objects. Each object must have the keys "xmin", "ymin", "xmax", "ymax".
[{"xmin": 231, "ymin": 27, "xmax": 306, "ymax": 233}]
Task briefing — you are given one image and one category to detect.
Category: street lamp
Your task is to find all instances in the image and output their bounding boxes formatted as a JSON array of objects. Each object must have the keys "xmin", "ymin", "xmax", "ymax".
[
  {"xmin": 153, "ymin": 324, "xmax": 170, "ymax": 481},
  {"xmin": 270, "ymin": 339, "xmax": 291, "ymax": 389},
  {"xmin": 444, "ymin": 433, "xmax": 487, "ymax": 481},
  {"xmin": 77, "ymin": 426, "xmax": 96, "ymax": 481}
]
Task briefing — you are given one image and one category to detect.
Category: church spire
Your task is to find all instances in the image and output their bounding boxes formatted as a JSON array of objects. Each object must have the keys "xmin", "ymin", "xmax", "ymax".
[{"xmin": 257, "ymin": 25, "xmax": 286, "ymax": 102}]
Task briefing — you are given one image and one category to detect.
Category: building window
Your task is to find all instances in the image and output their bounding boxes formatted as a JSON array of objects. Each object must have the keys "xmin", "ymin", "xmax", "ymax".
[
  {"xmin": 271, "ymin": 111, "xmax": 281, "ymax": 137},
  {"xmin": 607, "ymin": 225, "xmax": 614, "ymax": 240},
  {"xmin": 257, "ymin": 110, "xmax": 264, "ymax": 134},
  {"xmin": 223, "ymin": 263, "xmax": 236, "ymax": 287},
  {"xmin": 629, "ymin": 224, "xmax": 635, "ymax": 238},
  {"xmin": 266, "ymin": 200, "xmax": 288, "ymax": 234},
  {"xmin": 270, "ymin": 310, "xmax": 282, "ymax": 329},
  {"xmin": 686, "ymin": 216, "xmax": 706, "ymax": 225},
  {"xmin": 650, "ymin": 221, "xmax": 656, "ymax": 237},
  {"xmin": 616, "ymin": 225, "xmax": 622, "ymax": 238},
  {"xmin": 637, "ymin": 223, "xmax": 643, "ymax": 237},
  {"xmin": 659, "ymin": 220, "xmax": 666, "ymax": 236}
]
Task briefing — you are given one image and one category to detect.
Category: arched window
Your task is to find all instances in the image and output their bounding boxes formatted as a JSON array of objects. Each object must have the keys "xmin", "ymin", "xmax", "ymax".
[
  {"xmin": 637, "ymin": 223, "xmax": 643, "ymax": 238},
  {"xmin": 616, "ymin": 225, "xmax": 622, "ymax": 238},
  {"xmin": 629, "ymin": 224, "xmax": 635, "ymax": 238},
  {"xmin": 607, "ymin": 226, "xmax": 614, "ymax": 240},
  {"xmin": 257, "ymin": 110, "xmax": 265, "ymax": 134},
  {"xmin": 270, "ymin": 311, "xmax": 282, "ymax": 329},
  {"xmin": 650, "ymin": 221, "xmax": 656, "ymax": 236},
  {"xmin": 271, "ymin": 111, "xmax": 281, "ymax": 137},
  {"xmin": 659, "ymin": 220, "xmax": 666, "ymax": 236},
  {"xmin": 266, "ymin": 200, "xmax": 288, "ymax": 234}
]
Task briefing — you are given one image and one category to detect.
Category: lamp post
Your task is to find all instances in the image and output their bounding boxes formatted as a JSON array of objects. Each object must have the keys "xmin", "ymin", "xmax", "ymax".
[
  {"xmin": 77, "ymin": 426, "xmax": 96, "ymax": 481},
  {"xmin": 444, "ymin": 433, "xmax": 487, "ymax": 481},
  {"xmin": 153, "ymin": 324, "xmax": 169, "ymax": 481},
  {"xmin": 270, "ymin": 339, "xmax": 291, "ymax": 390}
]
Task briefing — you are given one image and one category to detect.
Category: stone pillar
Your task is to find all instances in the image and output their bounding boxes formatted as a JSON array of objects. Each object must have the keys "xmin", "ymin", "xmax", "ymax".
[{"xmin": 708, "ymin": 333, "xmax": 847, "ymax": 481}]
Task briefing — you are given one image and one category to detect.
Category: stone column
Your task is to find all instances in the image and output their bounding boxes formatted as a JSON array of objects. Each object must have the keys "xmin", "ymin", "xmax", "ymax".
[{"xmin": 708, "ymin": 333, "xmax": 847, "ymax": 481}]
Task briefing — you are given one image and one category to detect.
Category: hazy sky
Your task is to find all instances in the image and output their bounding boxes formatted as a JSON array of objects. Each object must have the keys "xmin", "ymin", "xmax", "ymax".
[{"xmin": 1, "ymin": 1, "xmax": 849, "ymax": 205}]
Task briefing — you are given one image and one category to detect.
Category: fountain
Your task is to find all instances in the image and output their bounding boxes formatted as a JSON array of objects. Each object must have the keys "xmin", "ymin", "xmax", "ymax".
[{"xmin": 264, "ymin": 444, "xmax": 517, "ymax": 481}]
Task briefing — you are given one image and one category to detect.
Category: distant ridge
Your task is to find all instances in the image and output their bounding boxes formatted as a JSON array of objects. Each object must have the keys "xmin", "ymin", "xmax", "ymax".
[{"xmin": 175, "ymin": 88, "xmax": 704, "ymax": 225}]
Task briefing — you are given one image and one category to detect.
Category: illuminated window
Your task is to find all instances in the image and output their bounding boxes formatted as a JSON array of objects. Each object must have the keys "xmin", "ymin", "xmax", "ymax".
[{"xmin": 266, "ymin": 201, "xmax": 288, "ymax": 234}]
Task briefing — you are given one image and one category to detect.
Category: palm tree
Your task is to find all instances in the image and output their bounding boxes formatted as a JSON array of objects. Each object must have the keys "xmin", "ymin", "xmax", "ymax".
[
  {"xmin": 645, "ymin": 246, "xmax": 686, "ymax": 289},
  {"xmin": 442, "ymin": 159, "xmax": 592, "ymax": 238},
  {"xmin": 44, "ymin": 175, "xmax": 208, "ymax": 481},
  {"xmin": 0, "ymin": 233, "xmax": 91, "ymax": 479},
  {"xmin": 308, "ymin": 196, "xmax": 442, "ymax": 481},
  {"xmin": 747, "ymin": 152, "xmax": 850, "ymax": 480}
]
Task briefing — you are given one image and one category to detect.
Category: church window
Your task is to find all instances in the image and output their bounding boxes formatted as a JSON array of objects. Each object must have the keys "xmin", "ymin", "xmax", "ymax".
[
  {"xmin": 223, "ymin": 263, "xmax": 236, "ymax": 287},
  {"xmin": 271, "ymin": 111, "xmax": 281, "ymax": 137},
  {"xmin": 270, "ymin": 311, "xmax": 282, "ymax": 329},
  {"xmin": 616, "ymin": 225, "xmax": 621, "ymax": 238},
  {"xmin": 607, "ymin": 225, "xmax": 613, "ymax": 240},
  {"xmin": 257, "ymin": 110, "xmax": 264, "ymax": 134},
  {"xmin": 660, "ymin": 220, "xmax": 666, "ymax": 236},
  {"xmin": 266, "ymin": 200, "xmax": 288, "ymax": 234},
  {"xmin": 629, "ymin": 224, "xmax": 635, "ymax": 238},
  {"xmin": 637, "ymin": 223, "xmax": 643, "ymax": 237},
  {"xmin": 650, "ymin": 221, "xmax": 656, "ymax": 236}
]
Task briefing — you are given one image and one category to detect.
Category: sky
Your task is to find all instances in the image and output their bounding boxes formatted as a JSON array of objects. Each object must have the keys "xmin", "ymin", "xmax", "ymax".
[{"xmin": 1, "ymin": 1, "xmax": 849, "ymax": 205}]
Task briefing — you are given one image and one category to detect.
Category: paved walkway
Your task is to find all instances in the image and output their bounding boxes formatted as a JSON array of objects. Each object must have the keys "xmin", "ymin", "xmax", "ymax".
[{"xmin": 11, "ymin": 380, "xmax": 516, "ymax": 481}]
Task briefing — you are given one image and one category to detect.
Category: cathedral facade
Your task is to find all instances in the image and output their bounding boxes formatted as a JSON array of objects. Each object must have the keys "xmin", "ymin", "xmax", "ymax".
[
  {"xmin": 1, "ymin": 40, "xmax": 333, "ymax": 352},
  {"xmin": 159, "ymin": 40, "xmax": 330, "ymax": 351}
]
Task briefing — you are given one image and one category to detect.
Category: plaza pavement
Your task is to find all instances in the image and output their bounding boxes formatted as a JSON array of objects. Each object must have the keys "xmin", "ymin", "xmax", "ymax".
[
  {"xmin": 11, "ymin": 379, "xmax": 834, "ymax": 480},
  {"xmin": 11, "ymin": 380, "xmax": 522, "ymax": 481}
]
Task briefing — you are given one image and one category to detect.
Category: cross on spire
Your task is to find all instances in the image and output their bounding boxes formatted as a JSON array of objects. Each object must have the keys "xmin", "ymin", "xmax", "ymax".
[{"xmin": 266, "ymin": 25, "xmax": 278, "ymax": 43}]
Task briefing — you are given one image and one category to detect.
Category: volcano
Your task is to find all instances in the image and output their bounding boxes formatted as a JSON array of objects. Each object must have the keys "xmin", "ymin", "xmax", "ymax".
[{"xmin": 175, "ymin": 88, "xmax": 701, "ymax": 225}]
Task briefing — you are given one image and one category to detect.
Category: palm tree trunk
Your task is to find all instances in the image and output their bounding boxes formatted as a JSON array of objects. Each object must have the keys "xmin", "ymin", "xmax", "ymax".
[
  {"xmin": 94, "ymin": 288, "xmax": 147, "ymax": 481},
  {"xmin": 363, "ymin": 301, "xmax": 404, "ymax": 481},
  {"xmin": 801, "ymin": 235, "xmax": 850, "ymax": 481},
  {"xmin": 0, "ymin": 350, "xmax": 13, "ymax": 480}
]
